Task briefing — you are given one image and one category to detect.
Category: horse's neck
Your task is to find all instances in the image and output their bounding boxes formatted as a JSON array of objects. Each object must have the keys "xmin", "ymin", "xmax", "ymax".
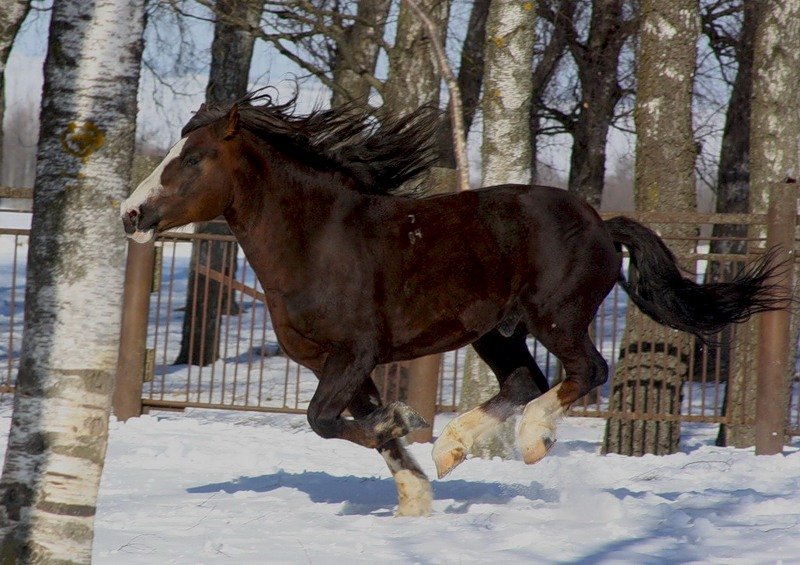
[{"xmin": 224, "ymin": 149, "xmax": 363, "ymax": 290}]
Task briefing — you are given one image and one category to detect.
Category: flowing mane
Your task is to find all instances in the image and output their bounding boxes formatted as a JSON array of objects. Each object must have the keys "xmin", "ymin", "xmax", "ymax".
[{"xmin": 182, "ymin": 90, "xmax": 440, "ymax": 196}]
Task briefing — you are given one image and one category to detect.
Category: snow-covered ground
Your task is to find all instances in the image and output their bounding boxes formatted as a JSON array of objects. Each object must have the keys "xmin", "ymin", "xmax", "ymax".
[{"xmin": 1, "ymin": 401, "xmax": 798, "ymax": 564}]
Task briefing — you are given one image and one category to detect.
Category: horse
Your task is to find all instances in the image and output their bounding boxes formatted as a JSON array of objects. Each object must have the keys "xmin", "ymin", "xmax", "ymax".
[{"xmin": 120, "ymin": 92, "xmax": 786, "ymax": 516}]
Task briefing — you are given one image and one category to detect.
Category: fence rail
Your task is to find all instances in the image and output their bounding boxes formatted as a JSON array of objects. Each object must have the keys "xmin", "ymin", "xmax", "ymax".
[{"xmin": 1, "ymin": 185, "xmax": 798, "ymax": 453}]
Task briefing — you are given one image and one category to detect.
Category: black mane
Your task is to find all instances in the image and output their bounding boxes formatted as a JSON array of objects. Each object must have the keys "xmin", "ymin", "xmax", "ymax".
[{"xmin": 182, "ymin": 90, "xmax": 440, "ymax": 196}]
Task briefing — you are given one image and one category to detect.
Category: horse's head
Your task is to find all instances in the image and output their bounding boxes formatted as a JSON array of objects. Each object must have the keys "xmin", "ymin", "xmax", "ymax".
[{"xmin": 121, "ymin": 105, "xmax": 241, "ymax": 243}]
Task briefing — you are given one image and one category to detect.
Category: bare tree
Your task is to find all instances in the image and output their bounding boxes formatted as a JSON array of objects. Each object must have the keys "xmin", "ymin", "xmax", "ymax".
[
  {"xmin": 0, "ymin": 0, "xmax": 146, "ymax": 559},
  {"xmin": 529, "ymin": 0, "xmax": 575, "ymax": 181},
  {"xmin": 383, "ymin": 0, "xmax": 451, "ymax": 113},
  {"xmin": 1, "ymin": 101, "xmax": 38, "ymax": 188},
  {"xmin": 330, "ymin": 0, "xmax": 391, "ymax": 106},
  {"xmin": 604, "ymin": 0, "xmax": 700, "ymax": 456},
  {"xmin": 696, "ymin": 0, "xmax": 758, "ymax": 446},
  {"xmin": 0, "ymin": 0, "xmax": 31, "ymax": 179},
  {"xmin": 561, "ymin": 0, "xmax": 636, "ymax": 207},
  {"xmin": 533, "ymin": 0, "xmax": 636, "ymax": 199},
  {"xmin": 437, "ymin": 0, "xmax": 490, "ymax": 169},
  {"xmin": 175, "ymin": 0, "xmax": 263, "ymax": 367},
  {"xmin": 723, "ymin": 0, "xmax": 800, "ymax": 448}
]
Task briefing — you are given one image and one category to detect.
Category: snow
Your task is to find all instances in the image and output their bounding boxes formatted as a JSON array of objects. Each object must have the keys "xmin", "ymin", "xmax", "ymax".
[{"xmin": 2, "ymin": 401, "xmax": 799, "ymax": 563}]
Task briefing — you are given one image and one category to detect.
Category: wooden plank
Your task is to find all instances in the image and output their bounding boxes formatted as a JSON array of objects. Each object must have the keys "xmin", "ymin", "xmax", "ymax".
[
  {"xmin": 0, "ymin": 186, "xmax": 33, "ymax": 199},
  {"xmin": 200, "ymin": 265, "xmax": 267, "ymax": 303}
]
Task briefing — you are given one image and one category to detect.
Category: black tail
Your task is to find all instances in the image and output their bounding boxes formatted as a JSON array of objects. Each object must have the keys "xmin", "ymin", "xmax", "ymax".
[{"xmin": 605, "ymin": 216, "xmax": 790, "ymax": 340}]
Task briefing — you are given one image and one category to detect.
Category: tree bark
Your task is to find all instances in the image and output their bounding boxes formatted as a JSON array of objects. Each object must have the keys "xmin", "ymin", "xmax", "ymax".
[
  {"xmin": 0, "ymin": 0, "xmax": 146, "ymax": 560},
  {"xmin": 0, "ymin": 0, "xmax": 31, "ymax": 181},
  {"xmin": 436, "ymin": 0, "xmax": 490, "ymax": 168},
  {"xmin": 565, "ymin": 0, "xmax": 632, "ymax": 208},
  {"xmin": 175, "ymin": 0, "xmax": 261, "ymax": 367},
  {"xmin": 205, "ymin": 0, "xmax": 262, "ymax": 107},
  {"xmin": 459, "ymin": 0, "xmax": 537, "ymax": 459},
  {"xmin": 725, "ymin": 0, "xmax": 800, "ymax": 448},
  {"xmin": 603, "ymin": 0, "xmax": 699, "ymax": 457},
  {"xmin": 704, "ymin": 1, "xmax": 758, "ymax": 447},
  {"xmin": 330, "ymin": 0, "xmax": 391, "ymax": 107},
  {"xmin": 382, "ymin": 0, "xmax": 450, "ymax": 114}
]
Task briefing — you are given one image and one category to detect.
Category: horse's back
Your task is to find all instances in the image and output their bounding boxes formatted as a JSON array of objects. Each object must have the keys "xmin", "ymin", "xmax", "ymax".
[{"xmin": 375, "ymin": 183, "xmax": 620, "ymax": 358}]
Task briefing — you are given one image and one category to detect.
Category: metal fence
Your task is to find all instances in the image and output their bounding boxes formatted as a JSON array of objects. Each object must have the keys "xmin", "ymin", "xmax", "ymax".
[
  {"xmin": 2, "ymin": 186, "xmax": 799, "ymax": 447},
  {"xmin": 115, "ymin": 204, "xmax": 800, "ymax": 439}
]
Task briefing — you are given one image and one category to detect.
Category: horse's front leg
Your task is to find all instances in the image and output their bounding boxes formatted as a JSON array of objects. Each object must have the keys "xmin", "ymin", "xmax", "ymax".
[
  {"xmin": 348, "ymin": 379, "xmax": 432, "ymax": 517},
  {"xmin": 307, "ymin": 348, "xmax": 428, "ymax": 449}
]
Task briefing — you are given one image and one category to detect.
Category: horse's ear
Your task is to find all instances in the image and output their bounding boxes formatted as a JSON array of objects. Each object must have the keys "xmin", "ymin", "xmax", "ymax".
[
  {"xmin": 198, "ymin": 102, "xmax": 207, "ymax": 113},
  {"xmin": 224, "ymin": 105, "xmax": 240, "ymax": 140}
]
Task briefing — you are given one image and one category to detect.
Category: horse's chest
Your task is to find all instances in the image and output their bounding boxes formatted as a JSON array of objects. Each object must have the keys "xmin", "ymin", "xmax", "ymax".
[
  {"xmin": 264, "ymin": 294, "xmax": 328, "ymax": 372},
  {"xmin": 266, "ymin": 290, "xmax": 369, "ymax": 371}
]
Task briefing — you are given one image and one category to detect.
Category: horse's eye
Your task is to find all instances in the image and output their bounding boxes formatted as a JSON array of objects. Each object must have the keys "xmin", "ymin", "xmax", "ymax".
[{"xmin": 182, "ymin": 155, "xmax": 200, "ymax": 167}]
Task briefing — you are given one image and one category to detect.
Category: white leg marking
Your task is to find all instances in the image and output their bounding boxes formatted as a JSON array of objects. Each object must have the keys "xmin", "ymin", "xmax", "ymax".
[
  {"xmin": 380, "ymin": 448, "xmax": 432, "ymax": 517},
  {"xmin": 431, "ymin": 407, "xmax": 503, "ymax": 478},
  {"xmin": 518, "ymin": 382, "xmax": 566, "ymax": 465}
]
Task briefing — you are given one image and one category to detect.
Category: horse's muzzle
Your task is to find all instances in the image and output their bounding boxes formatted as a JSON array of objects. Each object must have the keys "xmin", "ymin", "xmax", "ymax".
[
  {"xmin": 121, "ymin": 207, "xmax": 138, "ymax": 235},
  {"xmin": 121, "ymin": 206, "xmax": 156, "ymax": 243}
]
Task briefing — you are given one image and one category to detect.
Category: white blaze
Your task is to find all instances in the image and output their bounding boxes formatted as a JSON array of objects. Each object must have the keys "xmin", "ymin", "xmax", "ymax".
[{"xmin": 120, "ymin": 137, "xmax": 187, "ymax": 241}]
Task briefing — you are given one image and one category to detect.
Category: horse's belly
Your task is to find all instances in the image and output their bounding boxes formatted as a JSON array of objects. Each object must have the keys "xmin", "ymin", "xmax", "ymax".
[{"xmin": 387, "ymin": 299, "xmax": 505, "ymax": 360}]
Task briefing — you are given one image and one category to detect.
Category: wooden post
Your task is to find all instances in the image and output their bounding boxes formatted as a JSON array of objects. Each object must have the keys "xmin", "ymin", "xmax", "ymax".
[
  {"xmin": 113, "ymin": 240, "xmax": 155, "ymax": 421},
  {"xmin": 755, "ymin": 182, "xmax": 796, "ymax": 455},
  {"xmin": 404, "ymin": 354, "xmax": 442, "ymax": 443}
]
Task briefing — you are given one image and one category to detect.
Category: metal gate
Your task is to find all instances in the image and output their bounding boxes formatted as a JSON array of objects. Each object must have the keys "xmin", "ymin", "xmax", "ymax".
[{"xmin": 2, "ymin": 185, "xmax": 799, "ymax": 449}]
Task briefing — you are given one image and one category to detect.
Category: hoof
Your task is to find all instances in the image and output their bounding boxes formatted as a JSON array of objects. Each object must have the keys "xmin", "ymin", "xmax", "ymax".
[
  {"xmin": 518, "ymin": 422, "xmax": 556, "ymax": 465},
  {"xmin": 394, "ymin": 470, "xmax": 433, "ymax": 517},
  {"xmin": 432, "ymin": 427, "xmax": 468, "ymax": 479}
]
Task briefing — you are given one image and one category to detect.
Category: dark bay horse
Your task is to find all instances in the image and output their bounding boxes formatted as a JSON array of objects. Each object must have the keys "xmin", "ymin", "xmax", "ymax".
[{"xmin": 121, "ymin": 92, "xmax": 785, "ymax": 516}]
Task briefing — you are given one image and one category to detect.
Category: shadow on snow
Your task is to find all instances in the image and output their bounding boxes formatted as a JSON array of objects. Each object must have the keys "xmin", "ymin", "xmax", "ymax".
[{"xmin": 187, "ymin": 470, "xmax": 560, "ymax": 515}]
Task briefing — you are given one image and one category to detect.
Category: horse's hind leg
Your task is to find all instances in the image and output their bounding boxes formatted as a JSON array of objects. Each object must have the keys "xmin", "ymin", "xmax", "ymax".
[
  {"xmin": 432, "ymin": 327, "xmax": 548, "ymax": 478},
  {"xmin": 518, "ymin": 331, "xmax": 608, "ymax": 464},
  {"xmin": 349, "ymin": 379, "xmax": 432, "ymax": 517}
]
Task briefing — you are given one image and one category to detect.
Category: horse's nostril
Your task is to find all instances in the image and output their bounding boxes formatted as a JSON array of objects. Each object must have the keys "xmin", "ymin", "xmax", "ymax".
[{"xmin": 128, "ymin": 209, "xmax": 139, "ymax": 220}]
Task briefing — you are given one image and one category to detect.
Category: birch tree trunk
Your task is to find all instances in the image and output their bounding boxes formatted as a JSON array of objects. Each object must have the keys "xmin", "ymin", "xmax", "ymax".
[
  {"xmin": 175, "ymin": 0, "xmax": 261, "ymax": 367},
  {"xmin": 0, "ymin": 0, "xmax": 145, "ymax": 560},
  {"xmin": 0, "ymin": 0, "xmax": 31, "ymax": 180},
  {"xmin": 459, "ymin": 0, "xmax": 536, "ymax": 459},
  {"xmin": 724, "ymin": 0, "xmax": 800, "ymax": 448},
  {"xmin": 603, "ymin": 0, "xmax": 699, "ymax": 456}
]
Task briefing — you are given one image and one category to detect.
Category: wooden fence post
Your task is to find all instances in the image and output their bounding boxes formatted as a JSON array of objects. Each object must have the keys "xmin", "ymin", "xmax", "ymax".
[
  {"xmin": 113, "ymin": 240, "xmax": 156, "ymax": 421},
  {"xmin": 755, "ymin": 182, "xmax": 796, "ymax": 455}
]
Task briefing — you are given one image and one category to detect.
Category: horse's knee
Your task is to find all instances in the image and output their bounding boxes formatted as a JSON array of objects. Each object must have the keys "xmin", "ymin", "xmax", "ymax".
[
  {"xmin": 307, "ymin": 411, "xmax": 338, "ymax": 439},
  {"xmin": 591, "ymin": 353, "xmax": 609, "ymax": 387}
]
